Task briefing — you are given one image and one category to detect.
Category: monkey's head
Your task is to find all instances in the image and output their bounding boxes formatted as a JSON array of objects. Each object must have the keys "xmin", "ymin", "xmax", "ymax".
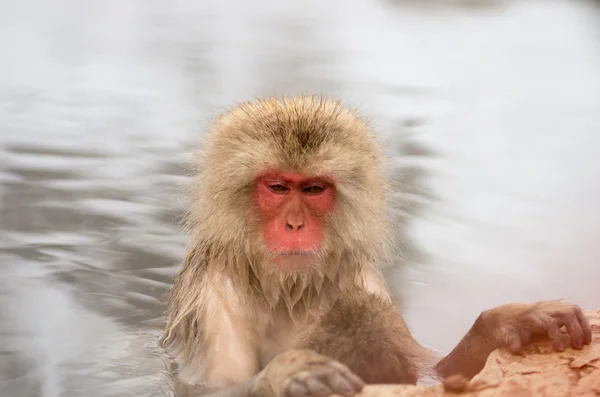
[{"xmin": 189, "ymin": 97, "xmax": 389, "ymax": 293}]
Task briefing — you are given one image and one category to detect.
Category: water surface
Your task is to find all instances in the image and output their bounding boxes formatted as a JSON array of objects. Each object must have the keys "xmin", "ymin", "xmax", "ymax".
[{"xmin": 1, "ymin": 0, "xmax": 599, "ymax": 396}]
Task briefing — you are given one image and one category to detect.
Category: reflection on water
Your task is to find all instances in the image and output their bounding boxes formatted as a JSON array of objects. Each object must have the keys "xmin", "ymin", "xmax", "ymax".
[{"xmin": 1, "ymin": 0, "xmax": 600, "ymax": 395}]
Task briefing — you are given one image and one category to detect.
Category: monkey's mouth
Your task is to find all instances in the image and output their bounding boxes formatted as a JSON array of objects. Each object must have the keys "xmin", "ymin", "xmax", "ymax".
[
  {"xmin": 278, "ymin": 251, "xmax": 315, "ymax": 256},
  {"xmin": 268, "ymin": 251, "xmax": 319, "ymax": 271},
  {"xmin": 269, "ymin": 247, "xmax": 319, "ymax": 256}
]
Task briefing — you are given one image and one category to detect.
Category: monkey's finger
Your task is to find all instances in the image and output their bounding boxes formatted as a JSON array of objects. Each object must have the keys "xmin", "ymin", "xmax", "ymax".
[
  {"xmin": 341, "ymin": 371, "xmax": 365, "ymax": 392},
  {"xmin": 326, "ymin": 373, "xmax": 355, "ymax": 397},
  {"xmin": 305, "ymin": 377, "xmax": 332, "ymax": 397},
  {"xmin": 507, "ymin": 333, "xmax": 523, "ymax": 354},
  {"xmin": 519, "ymin": 328, "xmax": 532, "ymax": 347},
  {"xmin": 559, "ymin": 314, "xmax": 584, "ymax": 349},
  {"xmin": 328, "ymin": 362, "xmax": 364, "ymax": 391},
  {"xmin": 574, "ymin": 308, "xmax": 592, "ymax": 345},
  {"xmin": 547, "ymin": 323, "xmax": 568, "ymax": 352},
  {"xmin": 286, "ymin": 380, "xmax": 309, "ymax": 397}
]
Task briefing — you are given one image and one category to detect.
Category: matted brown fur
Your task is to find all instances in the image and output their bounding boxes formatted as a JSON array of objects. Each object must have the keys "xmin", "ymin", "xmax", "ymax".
[
  {"xmin": 162, "ymin": 96, "xmax": 395, "ymax": 372},
  {"xmin": 301, "ymin": 289, "xmax": 420, "ymax": 384}
]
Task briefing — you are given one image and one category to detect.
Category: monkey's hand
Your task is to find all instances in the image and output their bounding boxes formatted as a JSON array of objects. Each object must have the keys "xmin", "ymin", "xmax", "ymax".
[
  {"xmin": 250, "ymin": 349, "xmax": 364, "ymax": 397},
  {"xmin": 478, "ymin": 300, "xmax": 592, "ymax": 354}
]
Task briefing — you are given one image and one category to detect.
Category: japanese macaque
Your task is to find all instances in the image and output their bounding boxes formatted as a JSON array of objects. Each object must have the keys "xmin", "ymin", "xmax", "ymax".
[{"xmin": 162, "ymin": 97, "xmax": 591, "ymax": 397}]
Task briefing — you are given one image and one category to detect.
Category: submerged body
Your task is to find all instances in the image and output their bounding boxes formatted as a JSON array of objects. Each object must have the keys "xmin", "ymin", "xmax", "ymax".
[{"xmin": 163, "ymin": 97, "xmax": 591, "ymax": 397}]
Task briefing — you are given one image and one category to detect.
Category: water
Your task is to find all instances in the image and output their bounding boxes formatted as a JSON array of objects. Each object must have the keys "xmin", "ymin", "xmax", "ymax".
[{"xmin": 1, "ymin": 0, "xmax": 599, "ymax": 396}]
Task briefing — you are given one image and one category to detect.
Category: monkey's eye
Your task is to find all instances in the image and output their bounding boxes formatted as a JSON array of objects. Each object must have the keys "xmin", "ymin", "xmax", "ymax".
[
  {"xmin": 269, "ymin": 184, "xmax": 288, "ymax": 193},
  {"xmin": 303, "ymin": 185, "xmax": 325, "ymax": 194}
]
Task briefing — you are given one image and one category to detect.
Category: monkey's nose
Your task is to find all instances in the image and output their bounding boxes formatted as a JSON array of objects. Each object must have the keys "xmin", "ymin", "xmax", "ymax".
[{"xmin": 285, "ymin": 218, "xmax": 304, "ymax": 231}]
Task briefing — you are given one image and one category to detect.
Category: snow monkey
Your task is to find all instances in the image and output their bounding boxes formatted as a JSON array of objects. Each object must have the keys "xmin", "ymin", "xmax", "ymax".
[{"xmin": 162, "ymin": 97, "xmax": 592, "ymax": 397}]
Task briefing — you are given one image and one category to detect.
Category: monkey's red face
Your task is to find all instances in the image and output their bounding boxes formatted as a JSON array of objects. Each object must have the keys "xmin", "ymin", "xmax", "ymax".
[{"xmin": 255, "ymin": 171, "xmax": 335, "ymax": 271}]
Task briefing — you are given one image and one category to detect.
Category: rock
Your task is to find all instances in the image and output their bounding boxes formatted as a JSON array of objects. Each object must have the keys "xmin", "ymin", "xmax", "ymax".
[{"xmin": 355, "ymin": 310, "xmax": 600, "ymax": 397}]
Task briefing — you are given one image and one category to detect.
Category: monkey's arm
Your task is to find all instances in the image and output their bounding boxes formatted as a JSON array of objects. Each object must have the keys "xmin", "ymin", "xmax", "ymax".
[
  {"xmin": 301, "ymin": 290, "xmax": 424, "ymax": 385},
  {"xmin": 171, "ymin": 302, "xmax": 261, "ymax": 397},
  {"xmin": 433, "ymin": 316, "xmax": 496, "ymax": 380},
  {"xmin": 435, "ymin": 300, "xmax": 592, "ymax": 380},
  {"xmin": 170, "ymin": 278, "xmax": 261, "ymax": 386}
]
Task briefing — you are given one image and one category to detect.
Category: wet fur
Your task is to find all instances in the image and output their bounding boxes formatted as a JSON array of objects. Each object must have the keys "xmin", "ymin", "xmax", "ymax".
[
  {"xmin": 162, "ymin": 96, "xmax": 394, "ymax": 381},
  {"xmin": 300, "ymin": 289, "xmax": 421, "ymax": 384}
]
